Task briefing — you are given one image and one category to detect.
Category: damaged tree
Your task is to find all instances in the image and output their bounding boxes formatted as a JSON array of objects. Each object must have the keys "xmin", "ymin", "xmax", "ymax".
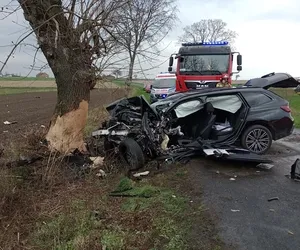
[{"xmin": 17, "ymin": 0, "xmax": 126, "ymax": 153}]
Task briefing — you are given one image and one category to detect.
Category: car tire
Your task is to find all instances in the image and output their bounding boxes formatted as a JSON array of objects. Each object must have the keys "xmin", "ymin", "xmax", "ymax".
[
  {"xmin": 241, "ymin": 125, "xmax": 272, "ymax": 154},
  {"xmin": 119, "ymin": 138, "xmax": 145, "ymax": 170}
]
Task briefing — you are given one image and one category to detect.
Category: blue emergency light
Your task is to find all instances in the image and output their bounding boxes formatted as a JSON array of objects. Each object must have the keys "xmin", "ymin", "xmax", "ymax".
[
  {"xmin": 161, "ymin": 94, "xmax": 167, "ymax": 98},
  {"xmin": 181, "ymin": 41, "xmax": 228, "ymax": 46}
]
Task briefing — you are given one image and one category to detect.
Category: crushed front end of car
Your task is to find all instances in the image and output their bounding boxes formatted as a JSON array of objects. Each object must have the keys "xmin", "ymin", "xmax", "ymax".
[{"xmin": 91, "ymin": 96, "xmax": 181, "ymax": 169}]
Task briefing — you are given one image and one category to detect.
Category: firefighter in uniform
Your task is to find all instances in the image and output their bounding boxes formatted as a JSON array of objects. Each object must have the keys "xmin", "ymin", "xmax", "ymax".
[{"xmin": 216, "ymin": 75, "xmax": 231, "ymax": 88}]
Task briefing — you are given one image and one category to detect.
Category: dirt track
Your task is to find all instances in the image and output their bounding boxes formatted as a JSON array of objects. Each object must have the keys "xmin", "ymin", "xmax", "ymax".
[
  {"xmin": 0, "ymin": 80, "xmax": 119, "ymax": 88},
  {"xmin": 0, "ymin": 89, "xmax": 126, "ymax": 143}
]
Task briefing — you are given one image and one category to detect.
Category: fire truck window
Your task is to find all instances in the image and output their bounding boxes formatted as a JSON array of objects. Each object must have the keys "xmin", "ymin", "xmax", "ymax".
[{"xmin": 179, "ymin": 54, "xmax": 230, "ymax": 73}]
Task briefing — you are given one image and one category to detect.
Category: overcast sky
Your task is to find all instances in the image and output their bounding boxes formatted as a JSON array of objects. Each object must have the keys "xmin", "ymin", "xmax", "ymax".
[{"xmin": 1, "ymin": 0, "xmax": 300, "ymax": 79}]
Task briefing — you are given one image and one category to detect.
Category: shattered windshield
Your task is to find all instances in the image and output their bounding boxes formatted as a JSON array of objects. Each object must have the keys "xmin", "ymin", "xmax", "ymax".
[
  {"xmin": 152, "ymin": 78, "xmax": 176, "ymax": 88},
  {"xmin": 179, "ymin": 54, "xmax": 230, "ymax": 75}
]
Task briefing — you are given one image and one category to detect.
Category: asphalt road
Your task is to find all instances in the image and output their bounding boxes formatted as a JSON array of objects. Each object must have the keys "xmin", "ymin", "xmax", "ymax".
[{"xmin": 187, "ymin": 129, "xmax": 300, "ymax": 250}]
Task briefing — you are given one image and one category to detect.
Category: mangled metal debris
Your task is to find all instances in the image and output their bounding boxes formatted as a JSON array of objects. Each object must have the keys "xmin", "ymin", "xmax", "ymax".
[
  {"xmin": 290, "ymin": 158, "xmax": 300, "ymax": 181},
  {"xmin": 91, "ymin": 95, "xmax": 273, "ymax": 170}
]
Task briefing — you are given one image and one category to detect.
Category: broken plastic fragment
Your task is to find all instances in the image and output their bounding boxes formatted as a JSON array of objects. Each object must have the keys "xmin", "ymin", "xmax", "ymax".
[
  {"xmin": 229, "ymin": 178, "xmax": 236, "ymax": 181},
  {"xmin": 161, "ymin": 134, "xmax": 169, "ymax": 150},
  {"xmin": 268, "ymin": 197, "xmax": 279, "ymax": 202},
  {"xmin": 203, "ymin": 149, "xmax": 229, "ymax": 156},
  {"xmin": 257, "ymin": 163, "xmax": 274, "ymax": 170},
  {"xmin": 290, "ymin": 158, "xmax": 300, "ymax": 180},
  {"xmin": 3, "ymin": 121, "xmax": 17, "ymax": 125},
  {"xmin": 287, "ymin": 230, "xmax": 294, "ymax": 235},
  {"xmin": 96, "ymin": 169, "xmax": 106, "ymax": 178},
  {"xmin": 89, "ymin": 156, "xmax": 104, "ymax": 167},
  {"xmin": 231, "ymin": 209, "xmax": 240, "ymax": 212},
  {"xmin": 133, "ymin": 171, "xmax": 150, "ymax": 177}
]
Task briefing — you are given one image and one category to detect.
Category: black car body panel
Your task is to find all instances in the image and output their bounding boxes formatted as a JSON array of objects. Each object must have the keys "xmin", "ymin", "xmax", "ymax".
[{"xmin": 244, "ymin": 72, "xmax": 299, "ymax": 89}]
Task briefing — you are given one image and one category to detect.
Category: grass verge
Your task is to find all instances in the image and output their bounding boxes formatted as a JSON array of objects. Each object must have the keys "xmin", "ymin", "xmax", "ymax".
[
  {"xmin": 0, "ymin": 87, "xmax": 56, "ymax": 95},
  {"xmin": 28, "ymin": 174, "xmax": 192, "ymax": 250},
  {"xmin": 0, "ymin": 154, "xmax": 223, "ymax": 249},
  {"xmin": 0, "ymin": 108, "xmax": 223, "ymax": 249},
  {"xmin": 0, "ymin": 77, "xmax": 55, "ymax": 81},
  {"xmin": 271, "ymin": 88, "xmax": 300, "ymax": 128},
  {"xmin": 113, "ymin": 79, "xmax": 150, "ymax": 102}
]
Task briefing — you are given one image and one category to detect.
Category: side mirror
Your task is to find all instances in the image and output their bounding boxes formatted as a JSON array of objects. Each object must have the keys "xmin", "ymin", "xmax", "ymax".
[
  {"xmin": 237, "ymin": 65, "xmax": 242, "ymax": 71},
  {"xmin": 237, "ymin": 54, "xmax": 242, "ymax": 66},
  {"xmin": 168, "ymin": 66, "xmax": 172, "ymax": 72},
  {"xmin": 169, "ymin": 56, "xmax": 173, "ymax": 66}
]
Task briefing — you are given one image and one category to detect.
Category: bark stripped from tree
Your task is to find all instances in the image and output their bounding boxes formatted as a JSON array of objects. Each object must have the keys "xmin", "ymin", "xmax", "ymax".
[
  {"xmin": 179, "ymin": 19, "xmax": 237, "ymax": 46},
  {"xmin": 115, "ymin": 0, "xmax": 178, "ymax": 81},
  {"xmin": 17, "ymin": 0, "xmax": 125, "ymax": 153}
]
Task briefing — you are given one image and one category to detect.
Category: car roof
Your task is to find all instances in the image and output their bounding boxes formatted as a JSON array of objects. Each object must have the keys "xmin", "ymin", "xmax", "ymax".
[{"xmin": 168, "ymin": 86, "xmax": 264, "ymax": 98}]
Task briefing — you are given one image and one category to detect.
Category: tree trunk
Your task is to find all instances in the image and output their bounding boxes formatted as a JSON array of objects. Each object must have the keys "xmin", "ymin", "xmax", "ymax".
[
  {"xmin": 45, "ymin": 54, "xmax": 91, "ymax": 154},
  {"xmin": 18, "ymin": 0, "xmax": 93, "ymax": 154},
  {"xmin": 128, "ymin": 53, "xmax": 136, "ymax": 81}
]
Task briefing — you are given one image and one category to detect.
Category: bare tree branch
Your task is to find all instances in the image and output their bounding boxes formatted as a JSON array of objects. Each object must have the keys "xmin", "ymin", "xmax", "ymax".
[
  {"xmin": 178, "ymin": 19, "xmax": 237, "ymax": 46},
  {"xmin": 115, "ymin": 0, "xmax": 178, "ymax": 81}
]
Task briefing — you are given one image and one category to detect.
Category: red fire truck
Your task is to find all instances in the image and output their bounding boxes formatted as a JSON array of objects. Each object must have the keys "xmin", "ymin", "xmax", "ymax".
[{"xmin": 168, "ymin": 41, "xmax": 242, "ymax": 91}]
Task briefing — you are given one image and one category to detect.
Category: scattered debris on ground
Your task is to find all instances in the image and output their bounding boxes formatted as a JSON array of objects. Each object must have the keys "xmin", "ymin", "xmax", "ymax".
[
  {"xmin": 3, "ymin": 120, "xmax": 17, "ymax": 125},
  {"xmin": 256, "ymin": 163, "xmax": 274, "ymax": 170},
  {"xmin": 133, "ymin": 170, "xmax": 150, "ymax": 177},
  {"xmin": 268, "ymin": 197, "xmax": 279, "ymax": 202},
  {"xmin": 290, "ymin": 158, "xmax": 300, "ymax": 180}
]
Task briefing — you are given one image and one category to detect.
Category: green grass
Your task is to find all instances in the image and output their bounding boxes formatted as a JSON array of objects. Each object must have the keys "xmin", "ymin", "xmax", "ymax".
[
  {"xmin": 30, "ymin": 176, "xmax": 191, "ymax": 250},
  {"xmin": 112, "ymin": 79, "xmax": 150, "ymax": 102},
  {"xmin": 0, "ymin": 87, "xmax": 56, "ymax": 95},
  {"xmin": 113, "ymin": 79, "xmax": 144, "ymax": 88},
  {"xmin": 0, "ymin": 76, "xmax": 55, "ymax": 81},
  {"xmin": 133, "ymin": 86, "xmax": 150, "ymax": 102},
  {"xmin": 271, "ymin": 88, "xmax": 300, "ymax": 128}
]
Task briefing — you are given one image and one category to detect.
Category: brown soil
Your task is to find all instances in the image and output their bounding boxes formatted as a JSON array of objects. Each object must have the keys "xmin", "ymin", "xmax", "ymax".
[{"xmin": 0, "ymin": 88, "xmax": 126, "ymax": 144}]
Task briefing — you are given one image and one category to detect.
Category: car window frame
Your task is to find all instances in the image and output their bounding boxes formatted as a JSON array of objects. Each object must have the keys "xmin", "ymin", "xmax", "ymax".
[{"xmin": 242, "ymin": 91, "xmax": 273, "ymax": 107}]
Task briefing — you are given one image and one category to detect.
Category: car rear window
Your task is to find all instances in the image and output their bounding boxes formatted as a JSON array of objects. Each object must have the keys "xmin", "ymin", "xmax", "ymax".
[{"xmin": 242, "ymin": 92, "xmax": 272, "ymax": 107}]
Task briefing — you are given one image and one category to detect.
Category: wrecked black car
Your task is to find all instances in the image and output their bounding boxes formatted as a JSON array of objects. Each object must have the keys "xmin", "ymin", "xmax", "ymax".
[{"xmin": 92, "ymin": 72, "xmax": 296, "ymax": 169}]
